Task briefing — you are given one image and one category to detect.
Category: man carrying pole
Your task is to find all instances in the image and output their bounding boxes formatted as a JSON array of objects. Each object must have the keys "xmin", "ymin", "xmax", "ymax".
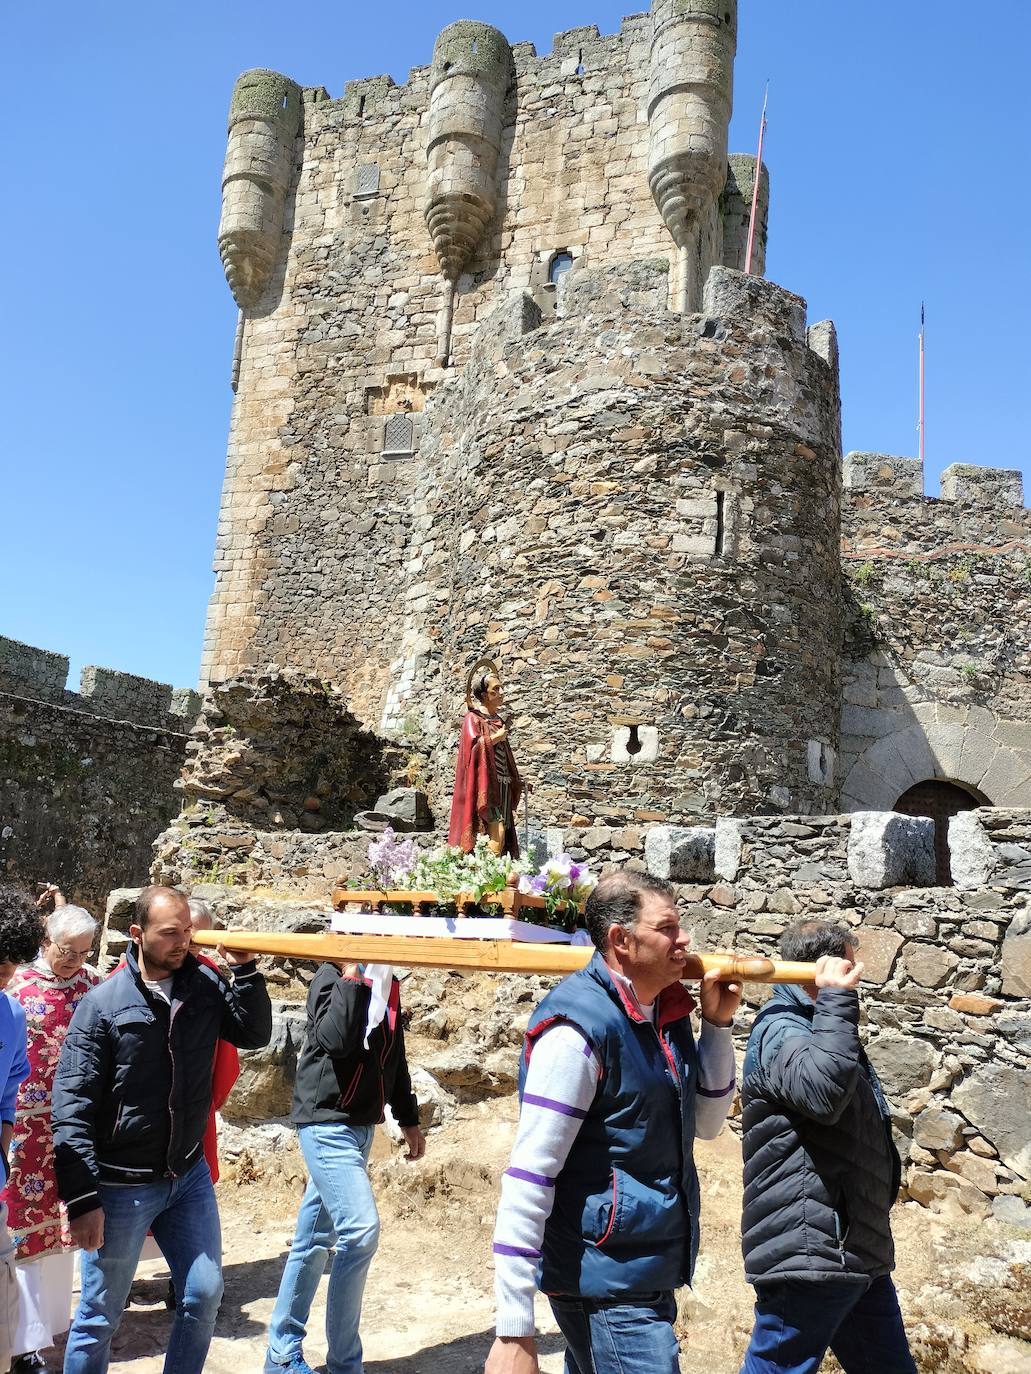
[{"xmin": 484, "ymin": 870, "xmax": 741, "ymax": 1374}]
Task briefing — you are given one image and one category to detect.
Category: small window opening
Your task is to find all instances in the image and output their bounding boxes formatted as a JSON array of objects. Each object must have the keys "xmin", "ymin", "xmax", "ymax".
[
  {"xmin": 548, "ymin": 251, "xmax": 574, "ymax": 286},
  {"xmin": 358, "ymin": 94, "xmax": 366, "ymax": 116},
  {"xmin": 443, "ymin": 60, "xmax": 453, "ymax": 73},
  {"xmin": 576, "ymin": 49, "xmax": 585, "ymax": 76},
  {"xmin": 626, "ymin": 725, "xmax": 643, "ymax": 756},
  {"xmin": 714, "ymin": 490, "xmax": 726, "ymax": 556},
  {"xmin": 471, "ymin": 39, "xmax": 478, "ymax": 55},
  {"xmin": 281, "ymin": 94, "xmax": 289, "ymax": 110}
]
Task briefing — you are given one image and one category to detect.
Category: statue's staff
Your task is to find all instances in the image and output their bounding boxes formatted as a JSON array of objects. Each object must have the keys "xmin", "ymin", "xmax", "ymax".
[{"xmin": 192, "ymin": 927, "xmax": 817, "ymax": 983}]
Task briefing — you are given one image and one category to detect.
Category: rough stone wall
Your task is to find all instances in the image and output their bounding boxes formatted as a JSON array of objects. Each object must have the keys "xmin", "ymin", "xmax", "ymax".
[
  {"xmin": 150, "ymin": 668, "xmax": 414, "ymax": 891},
  {"xmin": 388, "ymin": 264, "xmax": 841, "ymax": 828},
  {"xmin": 201, "ymin": 5, "xmax": 769, "ymax": 710},
  {"xmin": 840, "ymin": 456, "xmax": 1031, "ymax": 811},
  {"xmin": 0, "ymin": 636, "xmax": 200, "ymax": 909},
  {"xmin": 557, "ymin": 805, "xmax": 1031, "ymax": 1223},
  {"xmin": 110, "ymin": 802, "xmax": 1031, "ymax": 1224}
]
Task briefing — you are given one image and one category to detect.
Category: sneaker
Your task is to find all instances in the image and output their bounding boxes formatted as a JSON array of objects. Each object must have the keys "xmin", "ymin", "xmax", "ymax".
[
  {"xmin": 12, "ymin": 1356, "xmax": 48, "ymax": 1373},
  {"xmin": 262, "ymin": 1355, "xmax": 316, "ymax": 1374}
]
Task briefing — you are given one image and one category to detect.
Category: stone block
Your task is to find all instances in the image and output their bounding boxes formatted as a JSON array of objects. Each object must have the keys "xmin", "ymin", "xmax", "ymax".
[
  {"xmin": 868, "ymin": 1031, "xmax": 936, "ymax": 1097},
  {"xmin": 644, "ymin": 826, "xmax": 715, "ymax": 882},
  {"xmin": 373, "ymin": 788, "xmax": 432, "ymax": 831},
  {"xmin": 0, "ymin": 634, "xmax": 69, "ymax": 702},
  {"xmin": 1001, "ymin": 908, "xmax": 1031, "ymax": 997},
  {"xmin": 952, "ymin": 1064, "xmax": 1031, "ymax": 1178},
  {"xmin": 947, "ymin": 993, "xmax": 1003, "ymax": 1015},
  {"xmin": 611, "ymin": 725, "xmax": 659, "ymax": 764},
  {"xmin": 942, "ymin": 1150, "xmax": 999, "ymax": 1195},
  {"xmin": 912, "ymin": 1107, "xmax": 965, "ymax": 1152},
  {"xmin": 223, "ymin": 1009, "xmax": 304, "ymax": 1121},
  {"xmin": 842, "ymin": 453, "xmax": 923, "ymax": 497},
  {"xmin": 558, "ymin": 259, "xmax": 669, "ymax": 318},
  {"xmin": 714, "ymin": 818, "xmax": 744, "ymax": 881},
  {"xmin": 939, "ymin": 463, "xmax": 1024, "ymax": 507},
  {"xmin": 992, "ymin": 1193, "xmax": 1031, "ymax": 1230},
  {"xmin": 906, "ymin": 1169, "xmax": 991, "ymax": 1220},
  {"xmin": 702, "ymin": 267, "xmax": 807, "ymax": 344},
  {"xmin": 902, "ymin": 944, "xmax": 960, "ymax": 989},
  {"xmin": 854, "ymin": 927, "xmax": 903, "ymax": 983},
  {"xmin": 805, "ymin": 320, "xmax": 838, "ymax": 369},
  {"xmin": 847, "ymin": 812, "xmax": 935, "ymax": 889}
]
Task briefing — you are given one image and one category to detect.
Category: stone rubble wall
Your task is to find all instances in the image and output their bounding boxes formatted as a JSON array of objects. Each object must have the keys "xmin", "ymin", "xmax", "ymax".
[
  {"xmin": 391, "ymin": 264, "xmax": 842, "ymax": 829},
  {"xmin": 554, "ymin": 805, "xmax": 1031, "ymax": 1224},
  {"xmin": 200, "ymin": 6, "xmax": 769, "ymax": 706},
  {"xmin": 112, "ymin": 804, "xmax": 1031, "ymax": 1225},
  {"xmin": 0, "ymin": 635, "xmax": 200, "ymax": 909},
  {"xmin": 839, "ymin": 456, "xmax": 1031, "ymax": 812}
]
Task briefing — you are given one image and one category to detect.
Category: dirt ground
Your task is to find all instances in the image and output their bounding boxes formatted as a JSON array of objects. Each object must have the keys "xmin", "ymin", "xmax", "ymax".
[{"xmin": 44, "ymin": 1100, "xmax": 1030, "ymax": 1374}]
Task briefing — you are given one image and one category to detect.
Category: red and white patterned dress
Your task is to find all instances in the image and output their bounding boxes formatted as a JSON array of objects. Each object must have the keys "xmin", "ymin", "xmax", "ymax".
[{"xmin": 1, "ymin": 959, "xmax": 99, "ymax": 1262}]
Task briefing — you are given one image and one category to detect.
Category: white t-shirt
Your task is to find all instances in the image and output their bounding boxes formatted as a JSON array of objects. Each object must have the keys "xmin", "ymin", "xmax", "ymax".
[{"xmin": 143, "ymin": 976, "xmax": 174, "ymax": 1006}]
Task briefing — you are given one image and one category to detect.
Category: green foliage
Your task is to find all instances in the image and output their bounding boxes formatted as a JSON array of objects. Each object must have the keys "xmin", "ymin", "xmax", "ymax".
[{"xmin": 852, "ymin": 562, "xmax": 876, "ymax": 586}]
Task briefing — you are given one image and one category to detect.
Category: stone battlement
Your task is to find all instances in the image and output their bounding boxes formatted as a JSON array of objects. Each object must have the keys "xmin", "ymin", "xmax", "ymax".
[
  {"xmin": 843, "ymin": 453, "xmax": 1029, "ymax": 560},
  {"xmin": 0, "ymin": 634, "xmax": 201, "ymax": 732}
]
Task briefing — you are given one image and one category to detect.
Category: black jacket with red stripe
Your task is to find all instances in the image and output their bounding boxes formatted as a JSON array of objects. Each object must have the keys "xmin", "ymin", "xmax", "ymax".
[{"xmin": 290, "ymin": 963, "xmax": 419, "ymax": 1129}]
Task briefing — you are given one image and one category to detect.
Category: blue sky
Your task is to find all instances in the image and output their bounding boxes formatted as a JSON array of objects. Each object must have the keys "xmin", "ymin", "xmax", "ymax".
[{"xmin": 3, "ymin": 1, "xmax": 1028, "ymax": 692}]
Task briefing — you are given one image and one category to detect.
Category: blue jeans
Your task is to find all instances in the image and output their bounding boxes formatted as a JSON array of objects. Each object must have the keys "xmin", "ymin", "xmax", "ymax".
[
  {"xmin": 267, "ymin": 1123, "xmax": 379, "ymax": 1374},
  {"xmin": 64, "ymin": 1158, "xmax": 223, "ymax": 1374},
  {"xmin": 548, "ymin": 1291, "xmax": 679, "ymax": 1374},
  {"xmin": 741, "ymin": 1275, "xmax": 917, "ymax": 1374}
]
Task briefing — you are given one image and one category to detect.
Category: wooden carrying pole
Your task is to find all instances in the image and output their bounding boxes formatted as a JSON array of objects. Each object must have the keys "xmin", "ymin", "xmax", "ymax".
[{"xmin": 191, "ymin": 928, "xmax": 817, "ymax": 984}]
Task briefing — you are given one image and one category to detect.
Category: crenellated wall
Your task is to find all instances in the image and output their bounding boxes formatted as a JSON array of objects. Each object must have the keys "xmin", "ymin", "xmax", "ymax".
[
  {"xmin": 839, "ymin": 457, "xmax": 1031, "ymax": 814},
  {"xmin": 0, "ymin": 635, "xmax": 201, "ymax": 908}
]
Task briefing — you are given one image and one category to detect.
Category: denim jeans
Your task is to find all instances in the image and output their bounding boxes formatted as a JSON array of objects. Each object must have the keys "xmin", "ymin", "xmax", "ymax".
[
  {"xmin": 64, "ymin": 1158, "xmax": 222, "ymax": 1374},
  {"xmin": 740, "ymin": 1275, "xmax": 917, "ymax": 1374},
  {"xmin": 266, "ymin": 1123, "xmax": 379, "ymax": 1374},
  {"xmin": 548, "ymin": 1291, "xmax": 679, "ymax": 1374}
]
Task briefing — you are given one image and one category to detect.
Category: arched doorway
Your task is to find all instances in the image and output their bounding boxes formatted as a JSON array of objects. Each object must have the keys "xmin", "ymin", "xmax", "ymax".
[{"xmin": 894, "ymin": 780, "xmax": 990, "ymax": 885}]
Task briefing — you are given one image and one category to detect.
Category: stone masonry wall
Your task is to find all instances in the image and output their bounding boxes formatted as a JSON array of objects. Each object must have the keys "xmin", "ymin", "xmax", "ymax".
[
  {"xmin": 115, "ymin": 803, "xmax": 1031, "ymax": 1224},
  {"xmin": 201, "ymin": 7, "xmax": 767, "ymax": 708},
  {"xmin": 390, "ymin": 265, "xmax": 842, "ymax": 829},
  {"xmin": 0, "ymin": 636, "xmax": 201, "ymax": 909},
  {"xmin": 839, "ymin": 456, "xmax": 1031, "ymax": 812}
]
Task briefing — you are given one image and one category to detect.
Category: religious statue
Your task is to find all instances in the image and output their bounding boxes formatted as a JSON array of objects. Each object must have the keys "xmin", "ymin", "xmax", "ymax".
[{"xmin": 448, "ymin": 659, "xmax": 524, "ymax": 857}]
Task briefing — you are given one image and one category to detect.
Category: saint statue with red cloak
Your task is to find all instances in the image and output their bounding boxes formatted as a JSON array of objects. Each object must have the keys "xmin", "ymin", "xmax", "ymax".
[{"xmin": 448, "ymin": 660, "xmax": 524, "ymax": 857}]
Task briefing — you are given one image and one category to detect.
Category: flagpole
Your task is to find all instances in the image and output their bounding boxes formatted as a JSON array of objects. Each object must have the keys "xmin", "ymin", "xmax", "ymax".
[
  {"xmin": 744, "ymin": 82, "xmax": 769, "ymax": 276},
  {"xmin": 918, "ymin": 303, "xmax": 926, "ymax": 466}
]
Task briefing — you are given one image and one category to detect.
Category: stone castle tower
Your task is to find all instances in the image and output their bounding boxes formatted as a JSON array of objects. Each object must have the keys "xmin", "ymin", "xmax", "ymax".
[{"xmin": 203, "ymin": 1, "xmax": 1030, "ymax": 837}]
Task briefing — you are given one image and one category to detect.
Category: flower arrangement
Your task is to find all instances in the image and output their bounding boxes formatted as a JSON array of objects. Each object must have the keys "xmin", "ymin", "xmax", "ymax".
[{"xmin": 358, "ymin": 828, "xmax": 595, "ymax": 930}]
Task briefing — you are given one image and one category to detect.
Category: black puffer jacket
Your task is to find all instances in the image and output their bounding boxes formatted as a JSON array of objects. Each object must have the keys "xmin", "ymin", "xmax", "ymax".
[
  {"xmin": 53, "ymin": 944, "xmax": 272, "ymax": 1217},
  {"xmin": 291, "ymin": 964, "xmax": 419, "ymax": 1129},
  {"xmin": 740, "ymin": 985, "xmax": 901, "ymax": 1287}
]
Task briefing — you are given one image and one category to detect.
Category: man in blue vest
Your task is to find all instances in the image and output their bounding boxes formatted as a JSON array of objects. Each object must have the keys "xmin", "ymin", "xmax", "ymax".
[{"xmin": 485, "ymin": 870, "xmax": 741, "ymax": 1374}]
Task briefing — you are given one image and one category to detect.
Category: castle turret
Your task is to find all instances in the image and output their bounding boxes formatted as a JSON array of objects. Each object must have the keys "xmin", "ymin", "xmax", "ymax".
[
  {"xmin": 424, "ymin": 22, "xmax": 511, "ymax": 365},
  {"xmin": 218, "ymin": 68, "xmax": 302, "ymax": 309},
  {"xmin": 647, "ymin": 0, "xmax": 736, "ymax": 311},
  {"xmin": 721, "ymin": 152, "xmax": 769, "ymax": 275}
]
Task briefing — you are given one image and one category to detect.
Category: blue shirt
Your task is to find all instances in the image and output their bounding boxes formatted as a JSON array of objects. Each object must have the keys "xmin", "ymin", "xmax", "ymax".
[{"xmin": 0, "ymin": 990, "xmax": 29, "ymax": 1125}]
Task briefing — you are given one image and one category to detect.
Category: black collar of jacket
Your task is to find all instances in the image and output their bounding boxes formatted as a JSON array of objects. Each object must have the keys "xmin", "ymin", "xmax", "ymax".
[{"xmin": 124, "ymin": 941, "xmax": 200, "ymax": 1002}]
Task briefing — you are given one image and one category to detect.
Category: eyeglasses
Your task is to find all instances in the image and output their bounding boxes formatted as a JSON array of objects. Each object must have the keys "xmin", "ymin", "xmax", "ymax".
[{"xmin": 52, "ymin": 944, "xmax": 90, "ymax": 963}]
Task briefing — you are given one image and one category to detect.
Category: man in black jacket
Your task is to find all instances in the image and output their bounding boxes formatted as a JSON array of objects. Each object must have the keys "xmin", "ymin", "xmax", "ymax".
[
  {"xmin": 53, "ymin": 885, "xmax": 272, "ymax": 1374},
  {"xmin": 263, "ymin": 960, "xmax": 425, "ymax": 1374},
  {"xmin": 738, "ymin": 919, "xmax": 916, "ymax": 1374}
]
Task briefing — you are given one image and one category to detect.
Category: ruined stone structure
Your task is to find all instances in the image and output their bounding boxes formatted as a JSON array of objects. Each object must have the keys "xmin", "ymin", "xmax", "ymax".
[
  {"xmin": 0, "ymin": 635, "xmax": 201, "ymax": 907},
  {"xmin": 201, "ymin": 1, "xmax": 1029, "ymax": 849}
]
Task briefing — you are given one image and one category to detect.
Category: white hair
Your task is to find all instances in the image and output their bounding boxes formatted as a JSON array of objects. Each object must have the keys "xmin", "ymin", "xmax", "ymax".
[
  {"xmin": 47, "ymin": 905, "xmax": 97, "ymax": 945},
  {"xmin": 187, "ymin": 898, "xmax": 214, "ymax": 926}
]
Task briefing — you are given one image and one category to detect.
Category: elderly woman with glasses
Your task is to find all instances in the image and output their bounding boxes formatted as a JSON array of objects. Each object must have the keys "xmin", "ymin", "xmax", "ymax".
[{"xmin": 1, "ymin": 894, "xmax": 98, "ymax": 1373}]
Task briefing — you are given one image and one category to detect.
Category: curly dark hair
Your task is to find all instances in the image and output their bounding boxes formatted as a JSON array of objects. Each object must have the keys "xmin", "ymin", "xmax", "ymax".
[{"xmin": 0, "ymin": 884, "xmax": 46, "ymax": 966}]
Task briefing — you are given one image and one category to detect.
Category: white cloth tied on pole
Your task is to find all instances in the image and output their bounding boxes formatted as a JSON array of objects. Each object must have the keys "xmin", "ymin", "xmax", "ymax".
[{"xmin": 363, "ymin": 963, "xmax": 394, "ymax": 1047}]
